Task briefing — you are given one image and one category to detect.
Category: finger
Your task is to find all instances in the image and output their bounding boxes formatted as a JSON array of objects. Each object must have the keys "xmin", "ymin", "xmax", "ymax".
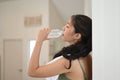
[{"xmin": 45, "ymin": 27, "xmax": 50, "ymax": 34}]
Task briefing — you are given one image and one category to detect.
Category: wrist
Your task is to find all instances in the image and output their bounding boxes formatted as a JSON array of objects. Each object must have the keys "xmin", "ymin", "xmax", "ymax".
[{"xmin": 36, "ymin": 39, "xmax": 43, "ymax": 45}]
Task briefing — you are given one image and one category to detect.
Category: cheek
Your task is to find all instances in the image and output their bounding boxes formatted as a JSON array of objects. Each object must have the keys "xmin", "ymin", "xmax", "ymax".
[
  {"xmin": 64, "ymin": 29, "xmax": 74, "ymax": 35},
  {"xmin": 62, "ymin": 30, "xmax": 74, "ymax": 40}
]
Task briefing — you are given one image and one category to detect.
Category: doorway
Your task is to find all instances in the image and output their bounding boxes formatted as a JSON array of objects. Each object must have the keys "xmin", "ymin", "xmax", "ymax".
[{"xmin": 3, "ymin": 39, "xmax": 23, "ymax": 80}]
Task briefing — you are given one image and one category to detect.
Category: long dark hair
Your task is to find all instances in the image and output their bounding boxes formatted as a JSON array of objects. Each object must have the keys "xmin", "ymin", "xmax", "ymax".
[{"xmin": 53, "ymin": 14, "xmax": 92, "ymax": 69}]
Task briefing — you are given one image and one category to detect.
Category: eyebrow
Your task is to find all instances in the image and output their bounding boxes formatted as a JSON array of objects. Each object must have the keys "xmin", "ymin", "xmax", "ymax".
[
  {"xmin": 67, "ymin": 22, "xmax": 71, "ymax": 25},
  {"xmin": 67, "ymin": 22, "xmax": 73, "ymax": 26}
]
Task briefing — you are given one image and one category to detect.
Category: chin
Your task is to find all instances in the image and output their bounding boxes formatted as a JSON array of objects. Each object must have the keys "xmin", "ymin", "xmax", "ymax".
[
  {"xmin": 62, "ymin": 37, "xmax": 68, "ymax": 42},
  {"xmin": 62, "ymin": 36, "xmax": 70, "ymax": 42},
  {"xmin": 61, "ymin": 37, "xmax": 66, "ymax": 41}
]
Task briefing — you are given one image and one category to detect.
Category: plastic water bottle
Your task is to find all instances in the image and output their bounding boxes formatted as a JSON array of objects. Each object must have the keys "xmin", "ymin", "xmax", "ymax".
[{"xmin": 48, "ymin": 29, "xmax": 63, "ymax": 38}]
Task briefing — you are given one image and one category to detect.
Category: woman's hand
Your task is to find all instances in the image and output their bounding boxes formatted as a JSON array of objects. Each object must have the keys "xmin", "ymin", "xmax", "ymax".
[{"xmin": 36, "ymin": 28, "xmax": 50, "ymax": 43}]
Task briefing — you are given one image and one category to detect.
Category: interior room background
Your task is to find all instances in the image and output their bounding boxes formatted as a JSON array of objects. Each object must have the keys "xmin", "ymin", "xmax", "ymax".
[{"xmin": 0, "ymin": 0, "xmax": 120, "ymax": 80}]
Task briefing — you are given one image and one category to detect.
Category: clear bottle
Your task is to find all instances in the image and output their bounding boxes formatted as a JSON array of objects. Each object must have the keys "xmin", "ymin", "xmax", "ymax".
[{"xmin": 48, "ymin": 29, "xmax": 63, "ymax": 38}]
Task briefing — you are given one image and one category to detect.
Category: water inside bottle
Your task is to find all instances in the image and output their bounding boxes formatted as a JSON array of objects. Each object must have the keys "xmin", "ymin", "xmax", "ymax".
[{"xmin": 48, "ymin": 29, "xmax": 63, "ymax": 38}]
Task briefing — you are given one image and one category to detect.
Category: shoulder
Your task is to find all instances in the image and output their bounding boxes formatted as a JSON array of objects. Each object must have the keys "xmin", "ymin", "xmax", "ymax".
[
  {"xmin": 51, "ymin": 56, "xmax": 69, "ymax": 63},
  {"xmin": 48, "ymin": 56, "xmax": 71, "ymax": 69},
  {"xmin": 47, "ymin": 56, "xmax": 63, "ymax": 64},
  {"xmin": 86, "ymin": 53, "xmax": 92, "ymax": 64}
]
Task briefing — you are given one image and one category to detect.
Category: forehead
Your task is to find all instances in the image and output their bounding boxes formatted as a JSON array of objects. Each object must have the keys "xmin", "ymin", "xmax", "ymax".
[{"xmin": 68, "ymin": 18, "xmax": 73, "ymax": 26}]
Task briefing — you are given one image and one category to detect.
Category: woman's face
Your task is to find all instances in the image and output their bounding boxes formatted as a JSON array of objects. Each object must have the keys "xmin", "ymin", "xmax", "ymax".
[{"xmin": 62, "ymin": 18, "xmax": 80, "ymax": 44}]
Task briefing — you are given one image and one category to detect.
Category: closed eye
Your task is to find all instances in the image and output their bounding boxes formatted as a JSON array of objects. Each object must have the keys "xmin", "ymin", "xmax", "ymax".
[
  {"xmin": 66, "ymin": 25, "xmax": 69, "ymax": 28},
  {"xmin": 66, "ymin": 24, "xmax": 70, "ymax": 28}
]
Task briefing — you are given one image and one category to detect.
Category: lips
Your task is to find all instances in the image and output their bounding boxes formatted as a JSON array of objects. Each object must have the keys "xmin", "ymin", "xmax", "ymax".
[{"xmin": 62, "ymin": 32, "xmax": 64, "ymax": 36}]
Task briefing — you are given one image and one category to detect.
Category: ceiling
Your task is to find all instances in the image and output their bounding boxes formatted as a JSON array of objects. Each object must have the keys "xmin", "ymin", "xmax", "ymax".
[
  {"xmin": 0, "ymin": 0, "xmax": 15, "ymax": 2},
  {"xmin": 0, "ymin": 0, "xmax": 88, "ymax": 23},
  {"xmin": 51, "ymin": 0, "xmax": 85, "ymax": 22}
]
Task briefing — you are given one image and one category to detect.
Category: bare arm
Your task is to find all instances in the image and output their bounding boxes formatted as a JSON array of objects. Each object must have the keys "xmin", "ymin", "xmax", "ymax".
[
  {"xmin": 28, "ymin": 28, "xmax": 49, "ymax": 77},
  {"xmin": 28, "ymin": 28, "xmax": 71, "ymax": 78}
]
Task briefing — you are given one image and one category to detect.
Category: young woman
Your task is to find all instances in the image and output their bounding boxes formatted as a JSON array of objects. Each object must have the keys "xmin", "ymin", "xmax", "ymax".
[{"xmin": 28, "ymin": 14, "xmax": 92, "ymax": 80}]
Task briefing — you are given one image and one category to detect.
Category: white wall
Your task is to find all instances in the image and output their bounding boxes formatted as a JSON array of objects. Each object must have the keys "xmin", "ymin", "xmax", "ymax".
[
  {"xmin": 0, "ymin": 0, "xmax": 49, "ymax": 80},
  {"xmin": 0, "ymin": 56, "xmax": 1, "ymax": 80},
  {"xmin": 84, "ymin": 0, "xmax": 92, "ymax": 17},
  {"xmin": 92, "ymin": 0, "xmax": 120, "ymax": 80},
  {"xmin": 49, "ymin": 0, "xmax": 65, "ymax": 29},
  {"xmin": 49, "ymin": 0, "xmax": 65, "ymax": 59}
]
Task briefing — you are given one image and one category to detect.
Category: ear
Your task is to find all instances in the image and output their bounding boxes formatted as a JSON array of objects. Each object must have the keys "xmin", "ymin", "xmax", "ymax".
[{"xmin": 73, "ymin": 33, "xmax": 81, "ymax": 40}]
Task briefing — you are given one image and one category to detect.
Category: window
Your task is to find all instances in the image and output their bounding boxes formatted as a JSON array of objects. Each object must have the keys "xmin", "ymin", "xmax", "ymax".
[{"xmin": 29, "ymin": 40, "xmax": 36, "ymax": 58}]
